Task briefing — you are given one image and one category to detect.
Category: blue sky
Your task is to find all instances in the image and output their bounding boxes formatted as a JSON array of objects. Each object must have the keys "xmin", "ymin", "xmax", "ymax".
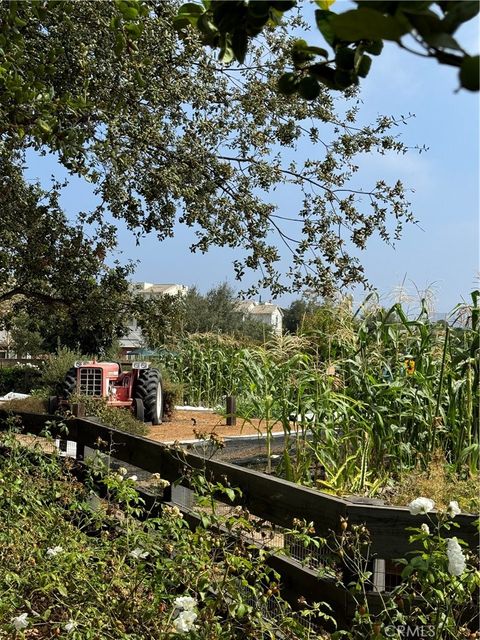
[{"xmin": 25, "ymin": 2, "xmax": 479, "ymax": 314}]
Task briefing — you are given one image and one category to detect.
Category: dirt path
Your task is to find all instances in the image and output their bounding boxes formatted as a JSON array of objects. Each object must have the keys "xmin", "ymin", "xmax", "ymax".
[{"xmin": 147, "ymin": 409, "xmax": 283, "ymax": 443}]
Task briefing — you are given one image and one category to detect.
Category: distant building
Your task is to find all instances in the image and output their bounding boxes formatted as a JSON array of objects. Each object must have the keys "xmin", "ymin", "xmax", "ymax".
[
  {"xmin": 235, "ymin": 300, "xmax": 283, "ymax": 335},
  {"xmin": 119, "ymin": 282, "xmax": 188, "ymax": 355},
  {"xmin": 132, "ymin": 282, "xmax": 188, "ymax": 298},
  {"xmin": 0, "ymin": 329, "xmax": 13, "ymax": 359}
]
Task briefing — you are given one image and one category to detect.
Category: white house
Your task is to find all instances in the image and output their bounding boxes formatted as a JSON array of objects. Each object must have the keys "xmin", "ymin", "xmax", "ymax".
[
  {"xmin": 132, "ymin": 282, "xmax": 188, "ymax": 298},
  {"xmin": 235, "ymin": 300, "xmax": 283, "ymax": 335}
]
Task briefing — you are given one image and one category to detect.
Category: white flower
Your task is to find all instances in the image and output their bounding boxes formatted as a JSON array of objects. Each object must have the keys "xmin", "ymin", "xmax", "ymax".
[
  {"xmin": 64, "ymin": 620, "xmax": 77, "ymax": 633},
  {"xmin": 151, "ymin": 472, "xmax": 161, "ymax": 480},
  {"xmin": 128, "ymin": 475, "xmax": 138, "ymax": 482},
  {"xmin": 12, "ymin": 613, "xmax": 29, "ymax": 630},
  {"xmin": 448, "ymin": 501, "xmax": 461, "ymax": 518},
  {"xmin": 447, "ymin": 537, "xmax": 466, "ymax": 576},
  {"xmin": 129, "ymin": 547, "xmax": 149, "ymax": 560},
  {"xmin": 172, "ymin": 609, "xmax": 197, "ymax": 633},
  {"xmin": 174, "ymin": 596, "xmax": 197, "ymax": 611},
  {"xmin": 421, "ymin": 523, "xmax": 430, "ymax": 535},
  {"xmin": 46, "ymin": 545, "xmax": 64, "ymax": 557},
  {"xmin": 118, "ymin": 467, "xmax": 128, "ymax": 476},
  {"xmin": 163, "ymin": 505, "xmax": 183, "ymax": 519},
  {"xmin": 408, "ymin": 497, "xmax": 435, "ymax": 515},
  {"xmin": 115, "ymin": 473, "xmax": 124, "ymax": 482}
]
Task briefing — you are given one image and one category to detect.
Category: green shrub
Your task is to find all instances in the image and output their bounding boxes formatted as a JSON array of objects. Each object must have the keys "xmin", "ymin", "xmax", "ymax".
[
  {"xmin": 0, "ymin": 364, "xmax": 43, "ymax": 395},
  {"xmin": 163, "ymin": 379, "xmax": 182, "ymax": 419},
  {"xmin": 0, "ymin": 430, "xmax": 319, "ymax": 639},
  {"xmin": 40, "ymin": 347, "xmax": 81, "ymax": 395},
  {"xmin": 71, "ymin": 395, "xmax": 149, "ymax": 437}
]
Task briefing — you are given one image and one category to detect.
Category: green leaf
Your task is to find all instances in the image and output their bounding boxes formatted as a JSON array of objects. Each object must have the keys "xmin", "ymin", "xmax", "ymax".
[
  {"xmin": 335, "ymin": 47, "xmax": 355, "ymax": 70},
  {"xmin": 397, "ymin": 2, "xmax": 436, "ymax": 14},
  {"xmin": 36, "ymin": 119, "xmax": 52, "ymax": 134},
  {"xmin": 401, "ymin": 564, "xmax": 414, "ymax": 578},
  {"xmin": 309, "ymin": 63, "xmax": 337, "ymax": 89},
  {"xmin": 277, "ymin": 71, "xmax": 298, "ymax": 95},
  {"xmin": 315, "ymin": 0, "xmax": 336, "ymax": 8},
  {"xmin": 225, "ymin": 487, "xmax": 235, "ymax": 502},
  {"xmin": 364, "ymin": 39, "xmax": 383, "ymax": 55},
  {"xmin": 213, "ymin": 2, "xmax": 244, "ymax": 32},
  {"xmin": 315, "ymin": 9, "xmax": 336, "ymax": 47},
  {"xmin": 460, "ymin": 55, "xmax": 479, "ymax": 91},
  {"xmin": 331, "ymin": 8, "xmax": 409, "ymax": 42},
  {"xmin": 197, "ymin": 13, "xmax": 218, "ymax": 39},
  {"xmin": 404, "ymin": 12, "xmax": 444, "ymax": 38},
  {"xmin": 298, "ymin": 75, "xmax": 321, "ymax": 100},
  {"xmin": 424, "ymin": 32, "xmax": 461, "ymax": 51},
  {"xmin": 219, "ymin": 33, "xmax": 235, "ymax": 63},
  {"xmin": 124, "ymin": 22, "xmax": 143, "ymax": 39},
  {"xmin": 305, "ymin": 45, "xmax": 329, "ymax": 58},
  {"xmin": 114, "ymin": 33, "xmax": 126, "ymax": 56},
  {"xmin": 442, "ymin": 1, "xmax": 479, "ymax": 33},
  {"xmin": 356, "ymin": 1, "xmax": 400, "ymax": 11},
  {"xmin": 232, "ymin": 30, "xmax": 248, "ymax": 64},
  {"xmin": 357, "ymin": 53, "xmax": 372, "ymax": 77},
  {"xmin": 248, "ymin": 1, "xmax": 270, "ymax": 18},
  {"xmin": 177, "ymin": 2, "xmax": 205, "ymax": 18},
  {"xmin": 271, "ymin": 1, "xmax": 296, "ymax": 10},
  {"xmin": 117, "ymin": 2, "xmax": 139, "ymax": 21},
  {"xmin": 175, "ymin": 2, "xmax": 205, "ymax": 28},
  {"xmin": 334, "ymin": 68, "xmax": 356, "ymax": 89},
  {"xmin": 200, "ymin": 513, "xmax": 211, "ymax": 528}
]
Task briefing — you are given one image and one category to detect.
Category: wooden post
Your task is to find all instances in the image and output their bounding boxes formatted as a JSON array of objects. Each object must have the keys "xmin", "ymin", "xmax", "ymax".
[
  {"xmin": 71, "ymin": 403, "xmax": 85, "ymax": 418},
  {"xmin": 76, "ymin": 442, "xmax": 85, "ymax": 461},
  {"xmin": 226, "ymin": 395, "xmax": 236, "ymax": 426}
]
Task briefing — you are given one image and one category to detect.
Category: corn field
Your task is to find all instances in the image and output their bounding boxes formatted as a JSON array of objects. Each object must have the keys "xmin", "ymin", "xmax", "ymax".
[{"xmin": 155, "ymin": 292, "xmax": 479, "ymax": 491}]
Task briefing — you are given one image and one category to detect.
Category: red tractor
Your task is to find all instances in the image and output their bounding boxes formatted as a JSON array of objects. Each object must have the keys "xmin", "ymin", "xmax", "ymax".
[{"xmin": 49, "ymin": 360, "xmax": 164, "ymax": 424}]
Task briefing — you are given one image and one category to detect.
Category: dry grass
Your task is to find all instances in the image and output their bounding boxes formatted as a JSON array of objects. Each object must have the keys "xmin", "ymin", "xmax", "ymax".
[
  {"xmin": 385, "ymin": 451, "xmax": 480, "ymax": 514},
  {"xmin": 0, "ymin": 396, "xmax": 48, "ymax": 413}
]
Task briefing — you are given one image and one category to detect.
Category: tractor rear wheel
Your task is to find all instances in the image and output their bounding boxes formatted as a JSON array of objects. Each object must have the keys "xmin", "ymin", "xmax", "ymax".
[
  {"xmin": 62, "ymin": 367, "xmax": 77, "ymax": 399},
  {"xmin": 134, "ymin": 368, "xmax": 163, "ymax": 424}
]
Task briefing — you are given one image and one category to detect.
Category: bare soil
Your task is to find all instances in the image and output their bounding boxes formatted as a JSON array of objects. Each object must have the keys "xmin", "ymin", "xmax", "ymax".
[{"xmin": 147, "ymin": 409, "xmax": 278, "ymax": 443}]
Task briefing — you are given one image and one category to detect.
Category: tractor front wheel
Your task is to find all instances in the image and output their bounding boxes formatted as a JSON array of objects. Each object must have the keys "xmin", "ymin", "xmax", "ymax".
[
  {"xmin": 134, "ymin": 369, "xmax": 163, "ymax": 425},
  {"xmin": 62, "ymin": 367, "xmax": 77, "ymax": 399},
  {"xmin": 134, "ymin": 398, "xmax": 145, "ymax": 422}
]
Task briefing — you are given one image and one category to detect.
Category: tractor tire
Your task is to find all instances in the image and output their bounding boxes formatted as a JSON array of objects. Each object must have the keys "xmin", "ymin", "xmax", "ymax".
[
  {"xmin": 134, "ymin": 398, "xmax": 145, "ymax": 422},
  {"xmin": 134, "ymin": 368, "xmax": 163, "ymax": 425},
  {"xmin": 62, "ymin": 367, "xmax": 77, "ymax": 399}
]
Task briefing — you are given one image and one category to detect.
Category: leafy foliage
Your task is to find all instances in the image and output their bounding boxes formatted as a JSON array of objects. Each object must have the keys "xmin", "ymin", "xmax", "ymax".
[
  {"xmin": 0, "ymin": 1, "xmax": 415, "ymax": 297},
  {"xmin": 177, "ymin": 1, "xmax": 479, "ymax": 93},
  {"xmin": 0, "ymin": 364, "xmax": 42, "ymax": 396},
  {"xmin": 70, "ymin": 395, "xmax": 149, "ymax": 437},
  {"xmin": 0, "ymin": 158, "xmax": 134, "ymax": 354},
  {"xmin": 0, "ymin": 429, "xmax": 322, "ymax": 638}
]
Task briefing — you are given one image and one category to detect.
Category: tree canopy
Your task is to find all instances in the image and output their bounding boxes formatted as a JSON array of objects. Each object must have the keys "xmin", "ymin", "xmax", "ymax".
[
  {"xmin": 0, "ymin": 155, "xmax": 134, "ymax": 353},
  {"xmin": 1, "ymin": 0, "xmax": 416, "ymax": 300}
]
